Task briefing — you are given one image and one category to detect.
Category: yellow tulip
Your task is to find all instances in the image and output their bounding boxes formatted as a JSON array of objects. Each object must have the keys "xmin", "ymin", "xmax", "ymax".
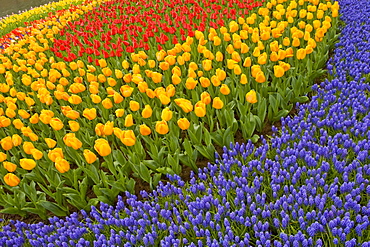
[
  {"xmin": 83, "ymin": 150, "xmax": 97, "ymax": 164},
  {"xmin": 55, "ymin": 157, "xmax": 70, "ymax": 173},
  {"xmin": 94, "ymin": 139, "xmax": 111, "ymax": 156},
  {"xmin": 4, "ymin": 173, "xmax": 20, "ymax": 187},
  {"xmin": 212, "ymin": 97, "xmax": 224, "ymax": 109},
  {"xmin": 124, "ymin": 114, "xmax": 134, "ymax": 127},
  {"xmin": 120, "ymin": 130, "xmax": 136, "ymax": 146},
  {"xmin": 256, "ymin": 71, "xmax": 266, "ymax": 83},
  {"xmin": 45, "ymin": 138, "xmax": 57, "ymax": 149},
  {"xmin": 174, "ymin": 98, "xmax": 193, "ymax": 113},
  {"xmin": 296, "ymin": 48, "xmax": 307, "ymax": 60},
  {"xmin": 83, "ymin": 108, "xmax": 97, "ymax": 120},
  {"xmin": 161, "ymin": 108, "xmax": 173, "ymax": 121},
  {"xmin": 50, "ymin": 118, "xmax": 64, "ymax": 131},
  {"xmin": 11, "ymin": 134, "xmax": 22, "ymax": 147},
  {"xmin": 0, "ymin": 152, "xmax": 7, "ymax": 162},
  {"xmin": 177, "ymin": 118, "xmax": 190, "ymax": 130},
  {"xmin": 137, "ymin": 104, "xmax": 151, "ymax": 119},
  {"xmin": 102, "ymin": 98, "xmax": 113, "ymax": 109},
  {"xmin": 3, "ymin": 161, "xmax": 17, "ymax": 172},
  {"xmin": 155, "ymin": 121, "xmax": 169, "ymax": 135},
  {"xmin": 20, "ymin": 158, "xmax": 36, "ymax": 170},
  {"xmin": 1, "ymin": 136, "xmax": 13, "ymax": 151},
  {"xmin": 274, "ymin": 65, "xmax": 285, "ymax": 78},
  {"xmin": 194, "ymin": 102, "xmax": 206, "ymax": 117},
  {"xmin": 31, "ymin": 149, "xmax": 43, "ymax": 160},
  {"xmin": 139, "ymin": 124, "xmax": 151, "ymax": 136},
  {"xmin": 246, "ymin": 90, "xmax": 258, "ymax": 104}
]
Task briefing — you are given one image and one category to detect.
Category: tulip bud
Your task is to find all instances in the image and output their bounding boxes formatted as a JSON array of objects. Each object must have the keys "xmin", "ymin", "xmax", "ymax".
[
  {"xmin": 20, "ymin": 158, "xmax": 36, "ymax": 170},
  {"xmin": 201, "ymin": 92, "xmax": 212, "ymax": 105},
  {"xmin": 274, "ymin": 65, "xmax": 285, "ymax": 78},
  {"xmin": 94, "ymin": 139, "xmax": 111, "ymax": 156},
  {"xmin": 120, "ymin": 130, "xmax": 136, "ymax": 146},
  {"xmin": 0, "ymin": 152, "xmax": 7, "ymax": 162},
  {"xmin": 0, "ymin": 136, "xmax": 13, "ymax": 151},
  {"xmin": 83, "ymin": 150, "xmax": 97, "ymax": 164},
  {"xmin": 142, "ymin": 105, "xmax": 153, "ymax": 118},
  {"xmin": 255, "ymin": 71, "xmax": 266, "ymax": 83},
  {"xmin": 239, "ymin": 74, "xmax": 248, "ymax": 85},
  {"xmin": 55, "ymin": 157, "xmax": 70, "ymax": 173},
  {"xmin": 102, "ymin": 98, "xmax": 113, "ymax": 109},
  {"xmin": 161, "ymin": 108, "xmax": 173, "ymax": 121},
  {"xmin": 4, "ymin": 173, "xmax": 20, "ymax": 187},
  {"xmin": 124, "ymin": 114, "xmax": 134, "ymax": 127},
  {"xmin": 11, "ymin": 134, "xmax": 22, "ymax": 146},
  {"xmin": 212, "ymin": 97, "xmax": 224, "ymax": 109},
  {"xmin": 246, "ymin": 90, "xmax": 258, "ymax": 103},
  {"xmin": 177, "ymin": 118, "xmax": 190, "ymax": 130},
  {"xmin": 31, "ymin": 148, "xmax": 43, "ymax": 160},
  {"xmin": 194, "ymin": 102, "xmax": 206, "ymax": 117},
  {"xmin": 3, "ymin": 161, "xmax": 16, "ymax": 172},
  {"xmin": 50, "ymin": 118, "xmax": 64, "ymax": 131},
  {"xmin": 139, "ymin": 124, "xmax": 151, "ymax": 136},
  {"xmin": 155, "ymin": 121, "xmax": 169, "ymax": 135}
]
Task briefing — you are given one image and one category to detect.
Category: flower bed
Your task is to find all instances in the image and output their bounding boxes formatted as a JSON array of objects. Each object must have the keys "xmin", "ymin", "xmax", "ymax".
[
  {"xmin": 0, "ymin": 0, "xmax": 370, "ymax": 245},
  {"xmin": 0, "ymin": 0, "xmax": 340, "ymax": 218}
]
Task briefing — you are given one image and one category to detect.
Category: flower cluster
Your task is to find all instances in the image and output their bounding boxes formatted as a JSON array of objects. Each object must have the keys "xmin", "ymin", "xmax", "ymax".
[
  {"xmin": 0, "ymin": 0, "xmax": 339, "ymax": 212},
  {"xmin": 0, "ymin": 0, "xmax": 369, "ymax": 245}
]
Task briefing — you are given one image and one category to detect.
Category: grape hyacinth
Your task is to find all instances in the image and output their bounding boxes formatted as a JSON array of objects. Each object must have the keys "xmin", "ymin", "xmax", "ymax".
[{"xmin": 1, "ymin": 0, "xmax": 370, "ymax": 245}]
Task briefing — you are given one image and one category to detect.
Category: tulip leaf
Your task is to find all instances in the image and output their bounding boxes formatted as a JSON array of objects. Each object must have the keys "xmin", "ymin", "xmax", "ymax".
[
  {"xmin": 156, "ymin": 167, "xmax": 175, "ymax": 175},
  {"xmin": 272, "ymin": 109, "xmax": 290, "ymax": 122},
  {"xmin": 292, "ymin": 96, "xmax": 309, "ymax": 103},
  {"xmin": 139, "ymin": 163, "xmax": 151, "ymax": 183},
  {"xmin": 0, "ymin": 208, "xmax": 26, "ymax": 216},
  {"xmin": 38, "ymin": 201, "xmax": 68, "ymax": 217}
]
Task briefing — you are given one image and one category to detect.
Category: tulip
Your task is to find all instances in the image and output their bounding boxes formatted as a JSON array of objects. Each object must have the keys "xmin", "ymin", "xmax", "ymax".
[
  {"xmin": 139, "ymin": 124, "xmax": 151, "ymax": 136},
  {"xmin": 94, "ymin": 139, "xmax": 111, "ymax": 157},
  {"xmin": 152, "ymin": 72, "xmax": 163, "ymax": 83},
  {"xmin": 274, "ymin": 65, "xmax": 285, "ymax": 78},
  {"xmin": 31, "ymin": 149, "xmax": 43, "ymax": 160},
  {"xmin": 201, "ymin": 92, "xmax": 212, "ymax": 105},
  {"xmin": 103, "ymin": 121, "xmax": 114, "ymax": 136},
  {"xmin": 246, "ymin": 90, "xmax": 258, "ymax": 104},
  {"xmin": 121, "ymin": 130, "xmax": 136, "ymax": 146},
  {"xmin": 12, "ymin": 134, "xmax": 22, "ymax": 147},
  {"xmin": 174, "ymin": 98, "xmax": 193, "ymax": 113},
  {"xmin": 83, "ymin": 150, "xmax": 97, "ymax": 164},
  {"xmin": 68, "ymin": 121, "xmax": 79, "ymax": 132},
  {"xmin": 216, "ymin": 69, "xmax": 226, "ymax": 81},
  {"xmin": 155, "ymin": 121, "xmax": 169, "ymax": 135},
  {"xmin": 161, "ymin": 108, "xmax": 173, "ymax": 121},
  {"xmin": 112, "ymin": 109, "xmax": 124, "ymax": 119},
  {"xmin": 101, "ymin": 98, "xmax": 113, "ymax": 109},
  {"xmin": 68, "ymin": 95, "xmax": 82, "ymax": 105},
  {"xmin": 243, "ymin": 57, "xmax": 252, "ymax": 68},
  {"xmin": 194, "ymin": 102, "xmax": 206, "ymax": 117},
  {"xmin": 4, "ymin": 173, "xmax": 20, "ymax": 187},
  {"xmin": 95, "ymin": 123, "xmax": 104, "ymax": 136},
  {"xmin": 20, "ymin": 158, "xmax": 36, "ymax": 170},
  {"xmin": 212, "ymin": 97, "xmax": 224, "ymax": 109},
  {"xmin": 185, "ymin": 78, "xmax": 198, "ymax": 90},
  {"xmin": 297, "ymin": 48, "xmax": 307, "ymax": 60},
  {"xmin": 220, "ymin": 84, "xmax": 231, "ymax": 95},
  {"xmin": 202, "ymin": 59, "xmax": 212, "ymax": 71},
  {"xmin": 3, "ymin": 161, "xmax": 16, "ymax": 172},
  {"xmin": 125, "ymin": 114, "xmax": 134, "ymax": 127},
  {"xmin": 55, "ymin": 157, "xmax": 70, "ymax": 173},
  {"xmin": 0, "ymin": 152, "xmax": 7, "ymax": 162},
  {"xmin": 83, "ymin": 108, "xmax": 97, "ymax": 120},
  {"xmin": 256, "ymin": 71, "xmax": 266, "ymax": 83},
  {"xmin": 1, "ymin": 136, "xmax": 13, "ymax": 151},
  {"xmin": 45, "ymin": 138, "xmax": 57, "ymax": 149},
  {"xmin": 50, "ymin": 118, "xmax": 64, "ymax": 131},
  {"xmin": 177, "ymin": 118, "xmax": 190, "ymax": 130},
  {"xmin": 142, "ymin": 105, "xmax": 153, "ymax": 118}
]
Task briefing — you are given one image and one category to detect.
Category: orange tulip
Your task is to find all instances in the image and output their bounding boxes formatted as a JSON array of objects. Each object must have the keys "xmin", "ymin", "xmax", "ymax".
[
  {"xmin": 212, "ymin": 97, "xmax": 224, "ymax": 109},
  {"xmin": 55, "ymin": 157, "xmax": 70, "ymax": 173},
  {"xmin": 155, "ymin": 121, "xmax": 169, "ymax": 135},
  {"xmin": 94, "ymin": 139, "xmax": 111, "ymax": 157},
  {"xmin": 83, "ymin": 150, "xmax": 97, "ymax": 164},
  {"xmin": 20, "ymin": 158, "xmax": 36, "ymax": 170},
  {"xmin": 177, "ymin": 118, "xmax": 190, "ymax": 130},
  {"xmin": 50, "ymin": 118, "xmax": 64, "ymax": 131},
  {"xmin": 4, "ymin": 173, "xmax": 20, "ymax": 187},
  {"xmin": 139, "ymin": 124, "xmax": 151, "ymax": 136},
  {"xmin": 83, "ymin": 108, "xmax": 97, "ymax": 120},
  {"xmin": 3, "ymin": 161, "xmax": 16, "ymax": 172},
  {"xmin": 246, "ymin": 90, "xmax": 258, "ymax": 104},
  {"xmin": 120, "ymin": 130, "xmax": 136, "ymax": 146}
]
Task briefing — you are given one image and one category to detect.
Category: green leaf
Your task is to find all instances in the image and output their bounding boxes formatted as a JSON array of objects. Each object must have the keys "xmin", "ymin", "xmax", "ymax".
[
  {"xmin": 156, "ymin": 167, "xmax": 175, "ymax": 175},
  {"xmin": 292, "ymin": 96, "xmax": 309, "ymax": 103},
  {"xmin": 139, "ymin": 163, "xmax": 151, "ymax": 183},
  {"xmin": 38, "ymin": 201, "xmax": 68, "ymax": 216},
  {"xmin": 0, "ymin": 208, "xmax": 26, "ymax": 216},
  {"xmin": 272, "ymin": 109, "xmax": 290, "ymax": 122}
]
